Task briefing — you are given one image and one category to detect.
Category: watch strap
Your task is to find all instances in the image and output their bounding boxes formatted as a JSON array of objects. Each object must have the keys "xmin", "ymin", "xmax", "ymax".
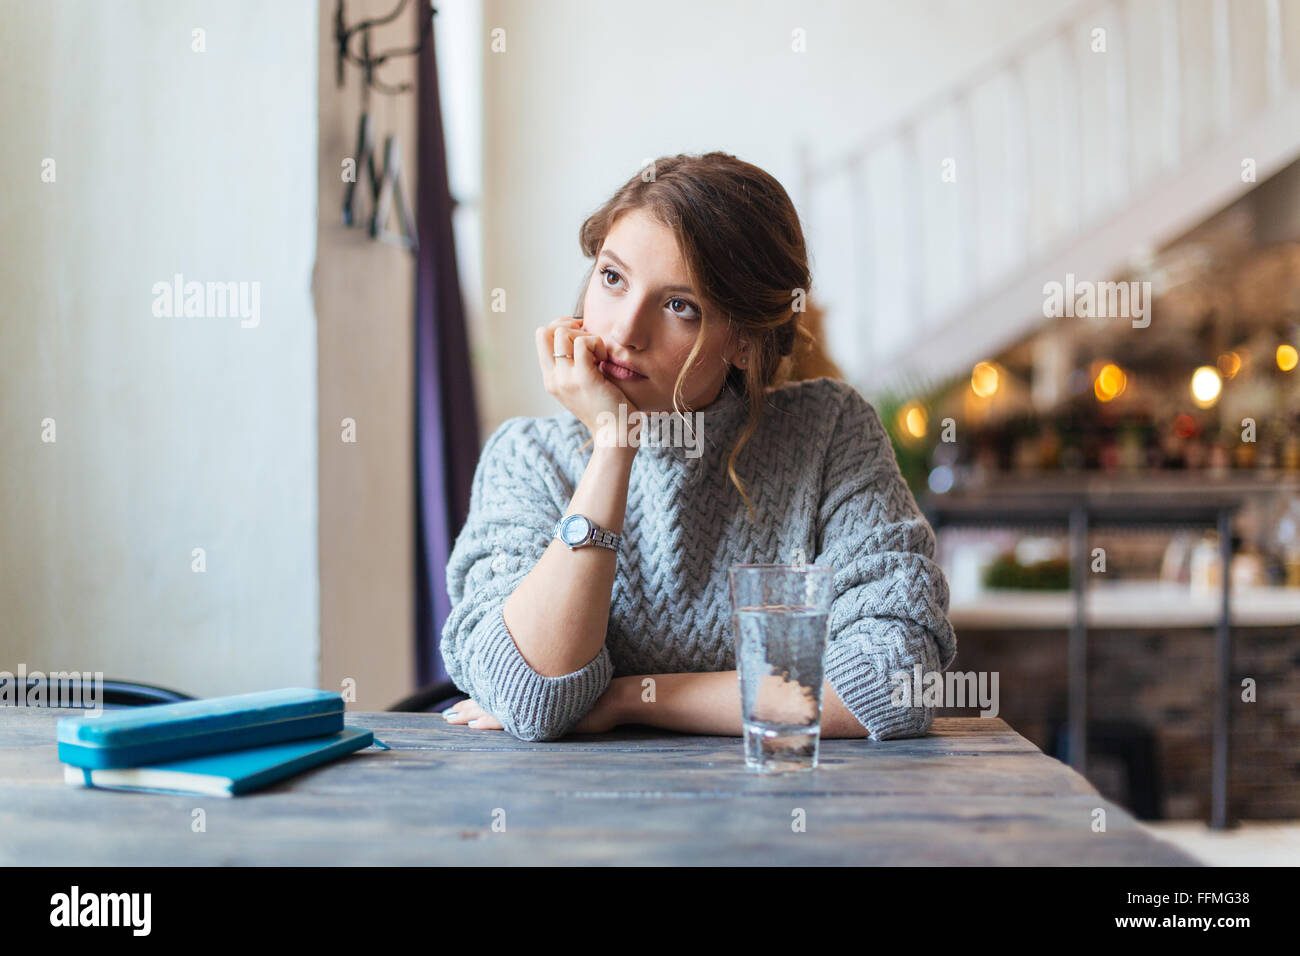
[
  {"xmin": 553, "ymin": 514, "xmax": 621, "ymax": 554},
  {"xmin": 587, "ymin": 526, "xmax": 620, "ymax": 551}
]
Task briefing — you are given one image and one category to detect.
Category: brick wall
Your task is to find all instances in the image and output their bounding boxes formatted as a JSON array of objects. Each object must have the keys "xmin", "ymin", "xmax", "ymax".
[{"xmin": 936, "ymin": 626, "xmax": 1300, "ymax": 820}]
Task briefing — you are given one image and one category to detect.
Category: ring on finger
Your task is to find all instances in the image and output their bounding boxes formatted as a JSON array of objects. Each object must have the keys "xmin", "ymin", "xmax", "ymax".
[{"xmin": 552, "ymin": 327, "xmax": 574, "ymax": 361}]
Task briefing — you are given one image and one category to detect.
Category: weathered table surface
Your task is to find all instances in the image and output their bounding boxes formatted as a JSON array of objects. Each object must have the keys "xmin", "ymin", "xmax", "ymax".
[{"xmin": 1, "ymin": 710, "xmax": 1199, "ymax": 865}]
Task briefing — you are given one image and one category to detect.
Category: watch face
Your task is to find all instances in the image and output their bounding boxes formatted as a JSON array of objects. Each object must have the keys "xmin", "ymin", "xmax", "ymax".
[{"xmin": 560, "ymin": 515, "xmax": 591, "ymax": 546}]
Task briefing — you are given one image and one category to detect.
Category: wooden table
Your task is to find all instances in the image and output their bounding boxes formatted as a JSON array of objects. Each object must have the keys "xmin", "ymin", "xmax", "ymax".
[{"xmin": 0, "ymin": 709, "xmax": 1200, "ymax": 865}]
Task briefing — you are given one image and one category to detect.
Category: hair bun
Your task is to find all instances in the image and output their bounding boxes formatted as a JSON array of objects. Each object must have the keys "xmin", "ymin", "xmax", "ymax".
[{"xmin": 776, "ymin": 322, "xmax": 796, "ymax": 357}]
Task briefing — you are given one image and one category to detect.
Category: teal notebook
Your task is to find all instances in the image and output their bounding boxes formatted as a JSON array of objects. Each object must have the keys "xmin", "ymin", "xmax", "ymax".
[
  {"xmin": 57, "ymin": 688, "xmax": 345, "ymax": 769},
  {"xmin": 63, "ymin": 727, "xmax": 376, "ymax": 796}
]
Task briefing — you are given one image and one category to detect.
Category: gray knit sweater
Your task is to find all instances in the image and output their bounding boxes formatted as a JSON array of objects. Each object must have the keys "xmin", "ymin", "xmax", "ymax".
[{"xmin": 441, "ymin": 376, "xmax": 957, "ymax": 742}]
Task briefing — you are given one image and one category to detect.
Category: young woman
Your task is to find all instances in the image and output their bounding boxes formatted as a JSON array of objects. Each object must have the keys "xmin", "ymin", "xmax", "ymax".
[{"xmin": 439, "ymin": 152, "xmax": 956, "ymax": 742}]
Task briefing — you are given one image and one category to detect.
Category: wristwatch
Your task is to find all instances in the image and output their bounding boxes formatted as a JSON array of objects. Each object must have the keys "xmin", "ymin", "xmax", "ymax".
[{"xmin": 553, "ymin": 513, "xmax": 621, "ymax": 554}]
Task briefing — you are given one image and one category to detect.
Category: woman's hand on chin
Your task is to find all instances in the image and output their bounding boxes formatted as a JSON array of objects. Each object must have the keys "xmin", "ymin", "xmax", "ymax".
[{"xmin": 535, "ymin": 316, "xmax": 641, "ymax": 448}]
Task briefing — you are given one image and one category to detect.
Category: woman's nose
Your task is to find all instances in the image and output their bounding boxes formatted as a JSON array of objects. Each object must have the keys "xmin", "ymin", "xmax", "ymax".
[{"xmin": 608, "ymin": 302, "xmax": 651, "ymax": 352}]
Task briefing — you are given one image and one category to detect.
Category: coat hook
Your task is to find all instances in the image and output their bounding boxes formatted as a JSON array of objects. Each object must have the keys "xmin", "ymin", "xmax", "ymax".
[
  {"xmin": 335, "ymin": 0, "xmax": 436, "ymax": 96},
  {"xmin": 335, "ymin": 0, "xmax": 430, "ymax": 252}
]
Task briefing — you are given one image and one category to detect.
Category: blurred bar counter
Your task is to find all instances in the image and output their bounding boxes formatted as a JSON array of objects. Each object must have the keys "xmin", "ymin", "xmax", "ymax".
[
  {"xmin": 922, "ymin": 472, "xmax": 1300, "ymax": 828},
  {"xmin": 949, "ymin": 582, "xmax": 1300, "ymax": 629}
]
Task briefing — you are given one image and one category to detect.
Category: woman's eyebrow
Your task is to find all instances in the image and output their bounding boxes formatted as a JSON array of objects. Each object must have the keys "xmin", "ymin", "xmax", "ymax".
[{"xmin": 600, "ymin": 248, "xmax": 695, "ymax": 295}]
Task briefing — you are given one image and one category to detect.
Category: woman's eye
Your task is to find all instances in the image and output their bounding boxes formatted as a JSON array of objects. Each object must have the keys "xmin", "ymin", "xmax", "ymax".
[
  {"xmin": 668, "ymin": 297, "xmax": 701, "ymax": 320},
  {"xmin": 600, "ymin": 267, "xmax": 698, "ymax": 319}
]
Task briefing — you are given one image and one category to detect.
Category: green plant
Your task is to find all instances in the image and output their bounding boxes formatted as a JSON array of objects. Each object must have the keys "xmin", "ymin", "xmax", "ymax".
[
  {"xmin": 982, "ymin": 553, "xmax": 1071, "ymax": 590},
  {"xmin": 866, "ymin": 369, "xmax": 965, "ymax": 497}
]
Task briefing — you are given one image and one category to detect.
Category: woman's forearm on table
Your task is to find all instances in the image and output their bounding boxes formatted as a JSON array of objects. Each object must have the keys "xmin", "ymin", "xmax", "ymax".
[
  {"xmin": 501, "ymin": 444, "xmax": 635, "ymax": 678},
  {"xmin": 614, "ymin": 672, "xmax": 869, "ymax": 738}
]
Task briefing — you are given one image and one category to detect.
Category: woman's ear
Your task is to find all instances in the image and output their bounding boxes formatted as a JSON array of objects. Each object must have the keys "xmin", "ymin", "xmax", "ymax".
[
  {"xmin": 723, "ymin": 326, "xmax": 750, "ymax": 369},
  {"xmin": 722, "ymin": 332, "xmax": 754, "ymax": 369}
]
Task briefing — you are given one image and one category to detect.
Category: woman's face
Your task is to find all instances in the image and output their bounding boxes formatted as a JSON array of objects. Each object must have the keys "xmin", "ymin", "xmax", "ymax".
[{"xmin": 580, "ymin": 207, "xmax": 742, "ymax": 413}]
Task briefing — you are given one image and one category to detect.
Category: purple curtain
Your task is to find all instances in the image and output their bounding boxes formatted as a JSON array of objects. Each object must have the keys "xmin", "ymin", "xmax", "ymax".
[{"xmin": 414, "ymin": 3, "xmax": 480, "ymax": 688}]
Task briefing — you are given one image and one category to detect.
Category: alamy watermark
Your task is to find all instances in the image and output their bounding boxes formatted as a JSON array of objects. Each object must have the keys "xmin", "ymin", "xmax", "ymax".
[
  {"xmin": 151, "ymin": 273, "xmax": 260, "ymax": 328},
  {"xmin": 890, "ymin": 664, "xmax": 1000, "ymax": 718},
  {"xmin": 50, "ymin": 886, "xmax": 150, "ymax": 936},
  {"xmin": 595, "ymin": 404, "xmax": 705, "ymax": 458},
  {"xmin": 1043, "ymin": 272, "xmax": 1151, "ymax": 328},
  {"xmin": 1, "ymin": 665, "xmax": 104, "ymax": 715}
]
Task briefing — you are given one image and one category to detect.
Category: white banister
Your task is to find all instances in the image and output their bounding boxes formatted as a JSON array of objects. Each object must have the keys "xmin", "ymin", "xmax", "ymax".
[
  {"xmin": 1006, "ymin": 57, "xmax": 1032, "ymax": 271},
  {"xmin": 1059, "ymin": 25, "xmax": 1083, "ymax": 239},
  {"xmin": 957, "ymin": 92, "xmax": 980, "ymax": 293},
  {"xmin": 1266, "ymin": 0, "xmax": 1284, "ymax": 103},
  {"xmin": 1109, "ymin": 0, "xmax": 1131, "ymax": 204},
  {"xmin": 1212, "ymin": 0, "xmax": 1232, "ymax": 138},
  {"xmin": 1161, "ymin": 0, "xmax": 1182, "ymax": 169},
  {"xmin": 798, "ymin": 0, "xmax": 1300, "ymax": 394},
  {"xmin": 901, "ymin": 124, "xmax": 924, "ymax": 329}
]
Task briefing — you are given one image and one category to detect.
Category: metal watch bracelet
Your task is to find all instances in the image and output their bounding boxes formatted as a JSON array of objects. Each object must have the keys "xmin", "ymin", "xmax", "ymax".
[{"xmin": 553, "ymin": 513, "xmax": 621, "ymax": 554}]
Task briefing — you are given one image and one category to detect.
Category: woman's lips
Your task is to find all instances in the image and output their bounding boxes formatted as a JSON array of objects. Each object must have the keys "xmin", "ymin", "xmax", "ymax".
[{"xmin": 599, "ymin": 360, "xmax": 646, "ymax": 381}]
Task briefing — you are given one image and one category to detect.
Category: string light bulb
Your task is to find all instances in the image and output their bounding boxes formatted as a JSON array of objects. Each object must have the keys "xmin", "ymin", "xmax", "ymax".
[
  {"xmin": 1190, "ymin": 366, "xmax": 1222, "ymax": 408},
  {"xmin": 897, "ymin": 402, "xmax": 928, "ymax": 441},
  {"xmin": 1217, "ymin": 351, "xmax": 1241, "ymax": 379},
  {"xmin": 970, "ymin": 362, "xmax": 999, "ymax": 398},
  {"xmin": 1093, "ymin": 363, "xmax": 1126, "ymax": 402}
]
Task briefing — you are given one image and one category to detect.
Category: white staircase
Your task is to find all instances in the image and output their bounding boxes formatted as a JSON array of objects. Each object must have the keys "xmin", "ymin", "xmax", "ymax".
[{"xmin": 798, "ymin": 0, "xmax": 1300, "ymax": 398}]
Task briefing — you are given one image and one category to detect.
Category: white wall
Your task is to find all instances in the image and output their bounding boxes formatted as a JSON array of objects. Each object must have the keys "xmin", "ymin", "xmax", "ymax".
[
  {"xmin": 0, "ymin": 1, "xmax": 319, "ymax": 696},
  {"xmin": 475, "ymin": 0, "xmax": 1085, "ymax": 426}
]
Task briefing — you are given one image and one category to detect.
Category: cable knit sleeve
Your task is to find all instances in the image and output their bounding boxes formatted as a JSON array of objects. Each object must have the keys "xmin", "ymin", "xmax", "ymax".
[
  {"xmin": 814, "ymin": 383, "xmax": 957, "ymax": 740},
  {"xmin": 440, "ymin": 418, "xmax": 614, "ymax": 742}
]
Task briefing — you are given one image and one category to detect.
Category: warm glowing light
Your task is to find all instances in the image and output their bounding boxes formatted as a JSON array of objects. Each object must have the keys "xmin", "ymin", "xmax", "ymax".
[
  {"xmin": 898, "ymin": 402, "xmax": 928, "ymax": 440},
  {"xmin": 1093, "ymin": 363, "xmax": 1126, "ymax": 402},
  {"xmin": 1173, "ymin": 413, "xmax": 1198, "ymax": 439},
  {"xmin": 970, "ymin": 362, "xmax": 999, "ymax": 398},
  {"xmin": 1191, "ymin": 366, "xmax": 1222, "ymax": 407},
  {"xmin": 1217, "ymin": 351, "xmax": 1241, "ymax": 379},
  {"xmin": 1278, "ymin": 344, "xmax": 1298, "ymax": 372}
]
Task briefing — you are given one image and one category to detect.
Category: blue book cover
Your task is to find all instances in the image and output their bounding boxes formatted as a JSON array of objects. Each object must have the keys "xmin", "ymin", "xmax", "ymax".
[
  {"xmin": 63, "ymin": 727, "xmax": 376, "ymax": 796},
  {"xmin": 57, "ymin": 688, "xmax": 345, "ymax": 769}
]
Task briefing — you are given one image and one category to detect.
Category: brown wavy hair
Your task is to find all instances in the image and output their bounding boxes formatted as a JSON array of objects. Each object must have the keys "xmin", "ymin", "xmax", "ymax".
[{"xmin": 575, "ymin": 151, "xmax": 835, "ymax": 519}]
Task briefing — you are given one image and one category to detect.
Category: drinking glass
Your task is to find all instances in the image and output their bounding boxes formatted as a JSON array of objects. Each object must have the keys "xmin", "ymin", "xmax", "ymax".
[{"xmin": 728, "ymin": 563, "xmax": 835, "ymax": 773}]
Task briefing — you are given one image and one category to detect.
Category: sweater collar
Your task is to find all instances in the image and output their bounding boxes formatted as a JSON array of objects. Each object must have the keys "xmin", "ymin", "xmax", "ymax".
[{"xmin": 637, "ymin": 383, "xmax": 750, "ymax": 464}]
